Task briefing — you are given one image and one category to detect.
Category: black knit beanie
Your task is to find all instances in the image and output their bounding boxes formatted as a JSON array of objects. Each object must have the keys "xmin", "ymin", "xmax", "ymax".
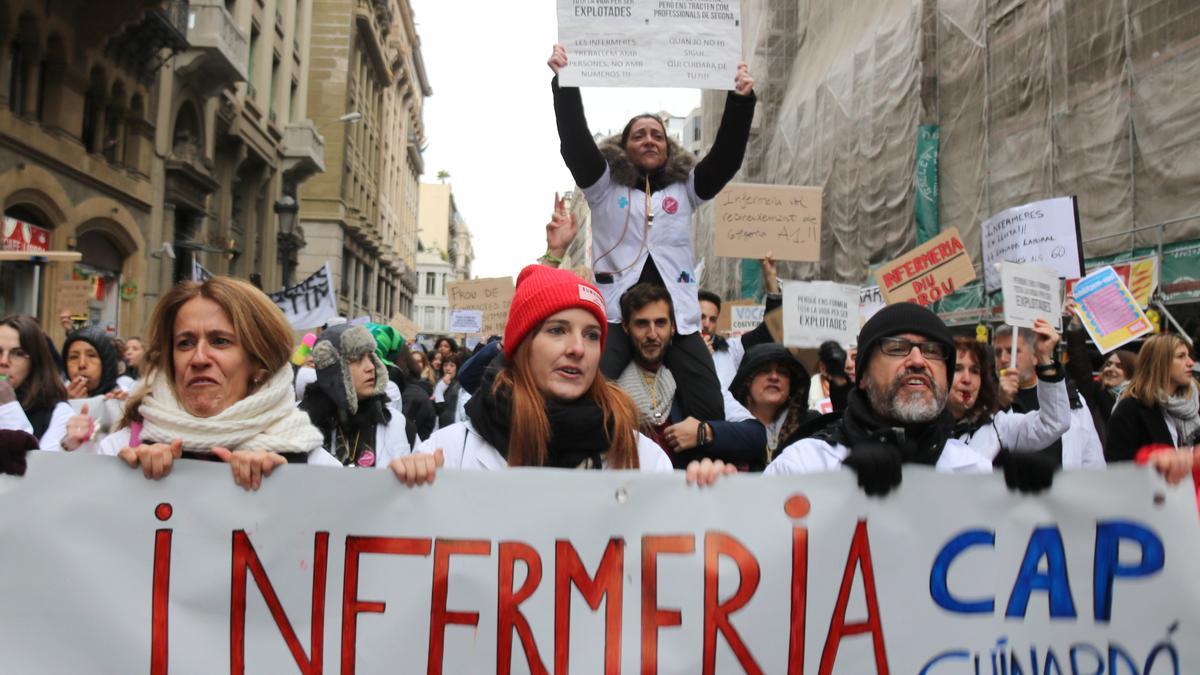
[{"xmin": 855, "ymin": 303, "xmax": 956, "ymax": 389}]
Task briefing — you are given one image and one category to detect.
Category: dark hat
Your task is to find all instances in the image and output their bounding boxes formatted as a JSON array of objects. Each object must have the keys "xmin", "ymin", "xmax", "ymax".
[
  {"xmin": 730, "ymin": 343, "xmax": 809, "ymax": 407},
  {"xmin": 855, "ymin": 303, "xmax": 955, "ymax": 389},
  {"xmin": 817, "ymin": 340, "xmax": 847, "ymax": 378},
  {"xmin": 62, "ymin": 326, "xmax": 120, "ymax": 396},
  {"xmin": 311, "ymin": 324, "xmax": 388, "ymax": 417}
]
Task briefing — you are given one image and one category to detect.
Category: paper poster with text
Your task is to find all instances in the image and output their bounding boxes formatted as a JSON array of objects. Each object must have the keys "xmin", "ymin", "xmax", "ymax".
[
  {"xmin": 448, "ymin": 309, "xmax": 484, "ymax": 335},
  {"xmin": 982, "ymin": 196, "xmax": 1084, "ymax": 292},
  {"xmin": 877, "ymin": 228, "xmax": 976, "ymax": 307},
  {"xmin": 2, "ymin": 454, "xmax": 1199, "ymax": 674},
  {"xmin": 557, "ymin": 0, "xmax": 742, "ymax": 89},
  {"xmin": 447, "ymin": 277, "xmax": 516, "ymax": 338},
  {"xmin": 781, "ymin": 279, "xmax": 859, "ymax": 348},
  {"xmin": 1071, "ymin": 265, "xmax": 1153, "ymax": 353},
  {"xmin": 859, "ymin": 285, "xmax": 885, "ymax": 326},
  {"xmin": 1066, "ymin": 254, "xmax": 1158, "ymax": 309},
  {"xmin": 713, "ymin": 183, "xmax": 822, "ymax": 262},
  {"xmin": 1000, "ymin": 261, "xmax": 1062, "ymax": 331}
]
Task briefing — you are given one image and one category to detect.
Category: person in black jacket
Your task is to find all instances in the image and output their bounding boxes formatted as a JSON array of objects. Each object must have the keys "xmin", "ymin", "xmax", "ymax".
[
  {"xmin": 1107, "ymin": 333, "xmax": 1198, "ymax": 462},
  {"xmin": 1063, "ymin": 317, "xmax": 1135, "ymax": 448},
  {"xmin": 547, "ymin": 44, "xmax": 756, "ymax": 424}
]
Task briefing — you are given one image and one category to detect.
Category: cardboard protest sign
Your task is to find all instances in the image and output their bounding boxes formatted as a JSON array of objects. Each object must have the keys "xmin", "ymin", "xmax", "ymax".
[
  {"xmin": 447, "ymin": 276, "xmax": 515, "ymax": 337},
  {"xmin": 267, "ymin": 263, "xmax": 338, "ymax": 329},
  {"xmin": 728, "ymin": 303, "xmax": 764, "ymax": 335},
  {"xmin": 3, "ymin": 453, "xmax": 1199, "ymax": 673},
  {"xmin": 877, "ymin": 227, "xmax": 976, "ymax": 306},
  {"xmin": 982, "ymin": 196, "xmax": 1084, "ymax": 292},
  {"xmin": 556, "ymin": 0, "xmax": 741, "ymax": 89},
  {"xmin": 781, "ymin": 279, "xmax": 859, "ymax": 348},
  {"xmin": 1066, "ymin": 254, "xmax": 1158, "ymax": 309},
  {"xmin": 713, "ymin": 184, "xmax": 822, "ymax": 262},
  {"xmin": 54, "ymin": 279, "xmax": 92, "ymax": 316},
  {"xmin": 714, "ymin": 298, "xmax": 760, "ymax": 336},
  {"xmin": 448, "ymin": 309, "xmax": 484, "ymax": 335},
  {"xmin": 1071, "ymin": 266, "xmax": 1154, "ymax": 353},
  {"xmin": 858, "ymin": 285, "xmax": 885, "ymax": 326},
  {"xmin": 391, "ymin": 313, "xmax": 421, "ymax": 342},
  {"xmin": 1000, "ymin": 261, "xmax": 1061, "ymax": 330}
]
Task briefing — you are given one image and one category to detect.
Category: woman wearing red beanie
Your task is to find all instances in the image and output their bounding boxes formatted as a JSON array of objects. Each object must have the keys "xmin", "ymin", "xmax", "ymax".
[{"xmin": 390, "ymin": 265, "xmax": 734, "ymax": 485}]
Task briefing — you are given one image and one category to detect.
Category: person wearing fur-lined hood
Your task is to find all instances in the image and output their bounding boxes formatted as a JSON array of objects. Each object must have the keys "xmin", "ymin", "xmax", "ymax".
[
  {"xmin": 299, "ymin": 324, "xmax": 411, "ymax": 468},
  {"xmin": 546, "ymin": 44, "xmax": 756, "ymax": 425}
]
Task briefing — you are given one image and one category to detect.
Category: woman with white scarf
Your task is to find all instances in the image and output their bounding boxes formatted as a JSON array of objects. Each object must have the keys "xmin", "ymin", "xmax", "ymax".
[
  {"xmin": 97, "ymin": 276, "xmax": 338, "ymax": 489},
  {"xmin": 1107, "ymin": 333, "xmax": 1199, "ymax": 462}
]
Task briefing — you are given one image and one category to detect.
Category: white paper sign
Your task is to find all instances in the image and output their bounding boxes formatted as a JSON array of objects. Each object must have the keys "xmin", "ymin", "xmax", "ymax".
[
  {"xmin": 1001, "ymin": 261, "xmax": 1062, "ymax": 330},
  {"xmin": 191, "ymin": 258, "xmax": 212, "ymax": 282},
  {"xmin": 982, "ymin": 196, "xmax": 1083, "ymax": 292},
  {"xmin": 781, "ymin": 279, "xmax": 859, "ymax": 348},
  {"xmin": 557, "ymin": 0, "xmax": 742, "ymax": 89},
  {"xmin": 267, "ymin": 262, "xmax": 338, "ymax": 329},
  {"xmin": 728, "ymin": 303, "xmax": 763, "ymax": 335},
  {"xmin": 2, "ymin": 454, "xmax": 1199, "ymax": 674},
  {"xmin": 448, "ymin": 309, "xmax": 484, "ymax": 334},
  {"xmin": 858, "ymin": 285, "xmax": 885, "ymax": 326}
]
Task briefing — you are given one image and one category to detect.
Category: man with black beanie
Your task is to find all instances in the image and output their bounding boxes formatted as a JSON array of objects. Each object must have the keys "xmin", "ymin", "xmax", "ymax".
[{"xmin": 765, "ymin": 303, "xmax": 1058, "ymax": 496}]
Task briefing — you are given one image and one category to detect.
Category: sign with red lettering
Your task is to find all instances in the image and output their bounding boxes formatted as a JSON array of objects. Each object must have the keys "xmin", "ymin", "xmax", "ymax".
[
  {"xmin": 877, "ymin": 227, "xmax": 976, "ymax": 306},
  {"xmin": 2, "ymin": 454, "xmax": 1198, "ymax": 673}
]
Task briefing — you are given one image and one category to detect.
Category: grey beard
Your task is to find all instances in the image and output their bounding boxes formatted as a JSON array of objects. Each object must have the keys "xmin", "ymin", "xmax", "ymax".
[{"xmin": 866, "ymin": 369, "xmax": 947, "ymax": 424}]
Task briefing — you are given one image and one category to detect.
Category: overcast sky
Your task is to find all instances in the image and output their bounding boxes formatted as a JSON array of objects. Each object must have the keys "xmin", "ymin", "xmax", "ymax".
[{"xmin": 409, "ymin": 0, "xmax": 702, "ymax": 280}]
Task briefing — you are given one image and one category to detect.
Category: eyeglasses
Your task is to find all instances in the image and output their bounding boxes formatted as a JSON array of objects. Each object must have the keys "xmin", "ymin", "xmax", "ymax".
[
  {"xmin": 0, "ymin": 347, "xmax": 30, "ymax": 362},
  {"xmin": 877, "ymin": 337, "xmax": 949, "ymax": 361}
]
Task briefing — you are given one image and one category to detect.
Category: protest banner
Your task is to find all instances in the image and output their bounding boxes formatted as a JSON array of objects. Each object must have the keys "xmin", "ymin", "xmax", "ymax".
[
  {"xmin": 1066, "ymin": 254, "xmax": 1158, "ymax": 309},
  {"xmin": 781, "ymin": 279, "xmax": 859, "ymax": 348},
  {"xmin": 1071, "ymin": 265, "xmax": 1154, "ymax": 353},
  {"xmin": 1000, "ymin": 261, "xmax": 1061, "ymax": 330},
  {"xmin": 713, "ymin": 183, "xmax": 822, "ymax": 262},
  {"xmin": 267, "ymin": 263, "xmax": 338, "ymax": 330},
  {"xmin": 982, "ymin": 196, "xmax": 1084, "ymax": 293},
  {"xmin": 2, "ymin": 453, "xmax": 1198, "ymax": 673},
  {"xmin": 877, "ymin": 227, "xmax": 976, "ymax": 307},
  {"xmin": 557, "ymin": 0, "xmax": 742, "ymax": 90},
  {"xmin": 858, "ymin": 285, "xmax": 885, "ymax": 326},
  {"xmin": 448, "ymin": 309, "xmax": 484, "ymax": 335},
  {"xmin": 728, "ymin": 303, "xmax": 764, "ymax": 336},
  {"xmin": 54, "ymin": 279, "xmax": 92, "ymax": 316},
  {"xmin": 447, "ymin": 276, "xmax": 515, "ymax": 338}
]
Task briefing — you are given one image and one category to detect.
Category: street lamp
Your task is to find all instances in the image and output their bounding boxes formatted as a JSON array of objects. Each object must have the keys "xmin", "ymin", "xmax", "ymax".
[{"xmin": 274, "ymin": 194, "xmax": 300, "ymax": 287}]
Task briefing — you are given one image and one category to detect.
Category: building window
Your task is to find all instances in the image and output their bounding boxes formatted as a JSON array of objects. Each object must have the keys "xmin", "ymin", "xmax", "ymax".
[
  {"xmin": 7, "ymin": 40, "xmax": 25, "ymax": 114},
  {"xmin": 425, "ymin": 272, "xmax": 435, "ymax": 295},
  {"xmin": 423, "ymin": 305, "xmax": 433, "ymax": 329},
  {"xmin": 341, "ymin": 247, "xmax": 353, "ymax": 299}
]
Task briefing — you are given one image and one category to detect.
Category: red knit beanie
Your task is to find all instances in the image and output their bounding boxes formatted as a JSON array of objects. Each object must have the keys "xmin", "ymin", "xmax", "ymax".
[{"xmin": 503, "ymin": 265, "xmax": 608, "ymax": 359}]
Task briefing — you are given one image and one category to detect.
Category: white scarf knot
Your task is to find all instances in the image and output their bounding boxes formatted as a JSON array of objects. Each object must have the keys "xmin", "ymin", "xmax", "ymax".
[{"xmin": 139, "ymin": 365, "xmax": 324, "ymax": 454}]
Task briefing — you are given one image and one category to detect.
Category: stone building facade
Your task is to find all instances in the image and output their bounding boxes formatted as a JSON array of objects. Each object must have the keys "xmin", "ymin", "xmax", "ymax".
[
  {"xmin": 416, "ymin": 181, "xmax": 472, "ymax": 282},
  {"xmin": 298, "ymin": 0, "xmax": 430, "ymax": 324}
]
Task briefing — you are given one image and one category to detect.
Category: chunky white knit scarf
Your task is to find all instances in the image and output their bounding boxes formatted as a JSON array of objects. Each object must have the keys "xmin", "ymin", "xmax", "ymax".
[
  {"xmin": 139, "ymin": 365, "xmax": 324, "ymax": 454},
  {"xmin": 1161, "ymin": 381, "xmax": 1200, "ymax": 447},
  {"xmin": 617, "ymin": 361, "xmax": 676, "ymax": 427}
]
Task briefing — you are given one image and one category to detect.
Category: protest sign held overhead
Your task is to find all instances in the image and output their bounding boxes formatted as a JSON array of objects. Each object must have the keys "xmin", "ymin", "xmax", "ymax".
[
  {"xmin": 858, "ymin": 285, "xmax": 885, "ymax": 326},
  {"xmin": 1001, "ymin": 261, "xmax": 1062, "ymax": 330},
  {"xmin": 447, "ymin": 276, "xmax": 515, "ymax": 338},
  {"xmin": 714, "ymin": 297, "xmax": 756, "ymax": 336},
  {"xmin": 1066, "ymin": 254, "xmax": 1158, "ymax": 309},
  {"xmin": 556, "ymin": 0, "xmax": 742, "ymax": 89},
  {"xmin": 448, "ymin": 309, "xmax": 484, "ymax": 335},
  {"xmin": 267, "ymin": 263, "xmax": 338, "ymax": 329},
  {"xmin": 877, "ymin": 227, "xmax": 976, "ymax": 307},
  {"xmin": 728, "ymin": 302, "xmax": 764, "ymax": 335},
  {"xmin": 54, "ymin": 279, "xmax": 92, "ymax": 317},
  {"xmin": 982, "ymin": 196, "xmax": 1084, "ymax": 292},
  {"xmin": 713, "ymin": 183, "xmax": 822, "ymax": 262},
  {"xmin": 781, "ymin": 279, "xmax": 859, "ymax": 348},
  {"xmin": 1071, "ymin": 265, "xmax": 1154, "ymax": 353},
  {"xmin": 3, "ymin": 454, "xmax": 1198, "ymax": 674}
]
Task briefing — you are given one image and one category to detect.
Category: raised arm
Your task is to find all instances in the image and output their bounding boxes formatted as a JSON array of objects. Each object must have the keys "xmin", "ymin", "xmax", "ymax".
[
  {"xmin": 693, "ymin": 63, "xmax": 757, "ymax": 200},
  {"xmin": 992, "ymin": 320, "xmax": 1072, "ymax": 452},
  {"xmin": 549, "ymin": 45, "xmax": 606, "ymax": 188}
]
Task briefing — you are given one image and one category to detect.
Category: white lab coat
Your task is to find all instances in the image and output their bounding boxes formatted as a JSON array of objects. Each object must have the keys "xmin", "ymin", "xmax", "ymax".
[
  {"xmin": 583, "ymin": 165, "xmax": 705, "ymax": 334},
  {"xmin": 765, "ymin": 437, "xmax": 994, "ymax": 475},
  {"xmin": 413, "ymin": 420, "xmax": 674, "ymax": 473},
  {"xmin": 959, "ymin": 378, "xmax": 1072, "ymax": 461},
  {"xmin": 0, "ymin": 400, "xmax": 73, "ymax": 451}
]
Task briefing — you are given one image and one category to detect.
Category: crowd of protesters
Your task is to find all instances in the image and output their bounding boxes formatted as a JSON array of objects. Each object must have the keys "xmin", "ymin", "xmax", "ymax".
[{"xmin": 1, "ymin": 43, "xmax": 1196, "ymax": 501}]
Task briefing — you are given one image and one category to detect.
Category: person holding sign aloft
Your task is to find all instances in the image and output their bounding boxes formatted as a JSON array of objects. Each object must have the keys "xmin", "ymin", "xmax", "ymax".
[{"xmin": 547, "ymin": 43, "xmax": 756, "ymax": 423}]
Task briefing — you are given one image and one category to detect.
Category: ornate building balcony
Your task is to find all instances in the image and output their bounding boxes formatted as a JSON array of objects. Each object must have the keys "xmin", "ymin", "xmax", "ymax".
[
  {"xmin": 105, "ymin": 0, "xmax": 191, "ymax": 83},
  {"xmin": 281, "ymin": 121, "xmax": 326, "ymax": 185},
  {"xmin": 176, "ymin": 0, "xmax": 249, "ymax": 93}
]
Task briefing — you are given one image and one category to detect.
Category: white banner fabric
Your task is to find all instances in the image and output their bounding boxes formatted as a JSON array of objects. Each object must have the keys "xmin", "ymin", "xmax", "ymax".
[
  {"xmin": 268, "ymin": 262, "xmax": 338, "ymax": 330},
  {"xmin": 1, "ymin": 454, "xmax": 1198, "ymax": 674},
  {"xmin": 557, "ymin": 0, "xmax": 742, "ymax": 89}
]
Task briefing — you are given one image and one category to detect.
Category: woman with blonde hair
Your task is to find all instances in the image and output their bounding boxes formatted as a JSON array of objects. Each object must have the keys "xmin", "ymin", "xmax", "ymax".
[
  {"xmin": 99, "ymin": 276, "xmax": 339, "ymax": 488},
  {"xmin": 391, "ymin": 265, "xmax": 733, "ymax": 485},
  {"xmin": 1106, "ymin": 333, "xmax": 1198, "ymax": 462}
]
